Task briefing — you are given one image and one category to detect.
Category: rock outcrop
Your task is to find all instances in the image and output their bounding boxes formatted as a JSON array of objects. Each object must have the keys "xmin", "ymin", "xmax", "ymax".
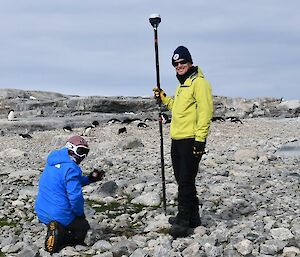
[{"xmin": 1, "ymin": 89, "xmax": 299, "ymax": 120}]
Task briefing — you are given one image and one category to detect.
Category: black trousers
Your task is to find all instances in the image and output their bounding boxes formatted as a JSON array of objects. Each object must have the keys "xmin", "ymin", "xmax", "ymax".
[
  {"xmin": 171, "ymin": 138, "xmax": 201, "ymax": 214},
  {"xmin": 59, "ymin": 217, "xmax": 90, "ymax": 247}
]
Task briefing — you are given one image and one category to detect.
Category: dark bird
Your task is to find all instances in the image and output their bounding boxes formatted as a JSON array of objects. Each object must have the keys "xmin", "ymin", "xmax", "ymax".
[
  {"xmin": 118, "ymin": 127, "xmax": 127, "ymax": 134},
  {"xmin": 122, "ymin": 118, "xmax": 133, "ymax": 124},
  {"xmin": 227, "ymin": 116, "xmax": 243, "ymax": 124},
  {"xmin": 131, "ymin": 118, "xmax": 142, "ymax": 123},
  {"xmin": 19, "ymin": 133, "xmax": 32, "ymax": 139},
  {"xmin": 288, "ymin": 172, "xmax": 300, "ymax": 178},
  {"xmin": 7, "ymin": 109, "xmax": 15, "ymax": 121},
  {"xmin": 161, "ymin": 113, "xmax": 171, "ymax": 124},
  {"xmin": 107, "ymin": 118, "xmax": 121, "ymax": 124},
  {"xmin": 82, "ymin": 126, "xmax": 93, "ymax": 136},
  {"xmin": 38, "ymin": 109, "xmax": 44, "ymax": 117},
  {"xmin": 137, "ymin": 122, "xmax": 148, "ymax": 128},
  {"xmin": 63, "ymin": 126, "xmax": 73, "ymax": 132},
  {"xmin": 92, "ymin": 120, "xmax": 99, "ymax": 127},
  {"xmin": 211, "ymin": 116, "xmax": 225, "ymax": 122}
]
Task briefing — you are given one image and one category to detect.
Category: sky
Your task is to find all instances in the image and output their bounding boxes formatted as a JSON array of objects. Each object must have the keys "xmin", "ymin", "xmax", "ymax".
[{"xmin": 0, "ymin": 0, "xmax": 299, "ymax": 100}]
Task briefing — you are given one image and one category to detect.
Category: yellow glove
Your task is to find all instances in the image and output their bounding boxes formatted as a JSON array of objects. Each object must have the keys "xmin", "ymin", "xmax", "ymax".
[{"xmin": 152, "ymin": 88, "xmax": 166, "ymax": 101}]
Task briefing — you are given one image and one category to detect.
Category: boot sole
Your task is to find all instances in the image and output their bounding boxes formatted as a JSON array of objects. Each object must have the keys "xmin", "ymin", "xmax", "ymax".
[{"xmin": 45, "ymin": 221, "xmax": 59, "ymax": 254}]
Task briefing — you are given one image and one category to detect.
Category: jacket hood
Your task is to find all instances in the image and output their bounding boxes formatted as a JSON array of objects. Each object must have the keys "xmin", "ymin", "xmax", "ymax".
[
  {"xmin": 194, "ymin": 66, "xmax": 204, "ymax": 79},
  {"xmin": 47, "ymin": 147, "xmax": 74, "ymax": 166}
]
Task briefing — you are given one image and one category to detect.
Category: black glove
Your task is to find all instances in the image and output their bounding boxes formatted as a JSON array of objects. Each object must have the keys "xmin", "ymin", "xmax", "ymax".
[
  {"xmin": 193, "ymin": 141, "xmax": 206, "ymax": 159},
  {"xmin": 89, "ymin": 169, "xmax": 105, "ymax": 183},
  {"xmin": 153, "ymin": 88, "xmax": 166, "ymax": 101}
]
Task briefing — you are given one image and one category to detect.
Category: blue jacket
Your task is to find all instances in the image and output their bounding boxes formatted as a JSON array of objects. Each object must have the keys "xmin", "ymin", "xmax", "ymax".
[{"xmin": 35, "ymin": 147, "xmax": 90, "ymax": 226}]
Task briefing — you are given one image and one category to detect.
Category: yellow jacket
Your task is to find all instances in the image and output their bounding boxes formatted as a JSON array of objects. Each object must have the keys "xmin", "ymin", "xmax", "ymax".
[{"xmin": 162, "ymin": 67, "xmax": 213, "ymax": 142}]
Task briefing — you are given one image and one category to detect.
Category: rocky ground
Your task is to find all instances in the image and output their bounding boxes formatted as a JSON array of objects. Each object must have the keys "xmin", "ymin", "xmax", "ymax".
[{"xmin": 0, "ymin": 116, "xmax": 299, "ymax": 257}]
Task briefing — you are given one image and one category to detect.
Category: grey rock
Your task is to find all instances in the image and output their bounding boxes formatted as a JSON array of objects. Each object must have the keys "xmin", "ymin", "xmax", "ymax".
[
  {"xmin": 16, "ymin": 246, "xmax": 39, "ymax": 257},
  {"xmin": 198, "ymin": 235, "xmax": 217, "ymax": 247},
  {"xmin": 121, "ymin": 137, "xmax": 144, "ymax": 150},
  {"xmin": 256, "ymin": 255, "xmax": 274, "ymax": 257},
  {"xmin": 60, "ymin": 246, "xmax": 81, "ymax": 256},
  {"xmin": 153, "ymin": 245, "xmax": 170, "ymax": 257},
  {"xmin": 279, "ymin": 100, "xmax": 300, "ymax": 110},
  {"xmin": 110, "ymin": 239, "xmax": 138, "ymax": 257},
  {"xmin": 131, "ymin": 191, "xmax": 161, "ymax": 207},
  {"xmin": 275, "ymin": 141, "xmax": 300, "ymax": 158},
  {"xmin": 129, "ymin": 248, "xmax": 148, "ymax": 257},
  {"xmin": 144, "ymin": 214, "xmax": 169, "ymax": 232},
  {"xmin": 260, "ymin": 239, "xmax": 288, "ymax": 255},
  {"xmin": 291, "ymin": 222, "xmax": 300, "ymax": 236},
  {"xmin": 93, "ymin": 253, "xmax": 114, "ymax": 257},
  {"xmin": 210, "ymin": 227, "xmax": 229, "ymax": 243},
  {"xmin": 270, "ymin": 228, "xmax": 294, "ymax": 241},
  {"xmin": 204, "ymin": 243, "xmax": 223, "ymax": 257},
  {"xmin": 233, "ymin": 148, "xmax": 259, "ymax": 163},
  {"xmin": 19, "ymin": 186, "xmax": 38, "ymax": 197},
  {"xmin": 0, "ymin": 148, "xmax": 26, "ymax": 159},
  {"xmin": 92, "ymin": 240, "xmax": 112, "ymax": 251},
  {"xmin": 224, "ymin": 244, "xmax": 243, "ymax": 257},
  {"xmin": 85, "ymin": 224, "xmax": 107, "ymax": 246},
  {"xmin": 0, "ymin": 236, "xmax": 17, "ymax": 248},
  {"xmin": 98, "ymin": 181, "xmax": 119, "ymax": 197},
  {"xmin": 234, "ymin": 239, "xmax": 253, "ymax": 255},
  {"xmin": 7, "ymin": 242, "xmax": 24, "ymax": 253},
  {"xmin": 182, "ymin": 242, "xmax": 200, "ymax": 257},
  {"xmin": 282, "ymin": 246, "xmax": 300, "ymax": 257}
]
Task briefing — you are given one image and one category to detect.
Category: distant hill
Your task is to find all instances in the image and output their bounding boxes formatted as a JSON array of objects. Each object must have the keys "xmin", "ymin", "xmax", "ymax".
[{"xmin": 0, "ymin": 88, "xmax": 299, "ymax": 119}]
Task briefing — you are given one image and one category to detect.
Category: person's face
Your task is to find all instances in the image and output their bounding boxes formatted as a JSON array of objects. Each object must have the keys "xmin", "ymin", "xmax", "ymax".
[{"xmin": 173, "ymin": 59, "xmax": 192, "ymax": 75}]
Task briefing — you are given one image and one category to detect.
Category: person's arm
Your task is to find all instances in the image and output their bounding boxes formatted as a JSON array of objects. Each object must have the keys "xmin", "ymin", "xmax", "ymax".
[
  {"xmin": 162, "ymin": 95, "xmax": 174, "ymax": 110},
  {"xmin": 194, "ymin": 79, "xmax": 214, "ymax": 142},
  {"xmin": 80, "ymin": 175, "xmax": 90, "ymax": 186},
  {"xmin": 65, "ymin": 168, "xmax": 85, "ymax": 217}
]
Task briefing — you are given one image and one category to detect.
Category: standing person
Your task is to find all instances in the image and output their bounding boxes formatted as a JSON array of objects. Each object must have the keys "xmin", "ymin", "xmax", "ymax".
[
  {"xmin": 35, "ymin": 135, "xmax": 105, "ymax": 254},
  {"xmin": 153, "ymin": 46, "xmax": 213, "ymax": 238}
]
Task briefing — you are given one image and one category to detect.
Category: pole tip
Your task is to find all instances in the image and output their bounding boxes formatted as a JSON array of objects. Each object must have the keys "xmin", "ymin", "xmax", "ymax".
[
  {"xmin": 149, "ymin": 13, "xmax": 161, "ymax": 19},
  {"xmin": 149, "ymin": 14, "xmax": 161, "ymax": 28}
]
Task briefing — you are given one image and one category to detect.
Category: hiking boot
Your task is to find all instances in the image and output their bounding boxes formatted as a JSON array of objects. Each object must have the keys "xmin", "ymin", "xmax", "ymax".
[
  {"xmin": 45, "ymin": 221, "xmax": 60, "ymax": 254},
  {"xmin": 190, "ymin": 198, "xmax": 201, "ymax": 228},
  {"xmin": 169, "ymin": 219, "xmax": 191, "ymax": 239},
  {"xmin": 169, "ymin": 211, "xmax": 201, "ymax": 228},
  {"xmin": 190, "ymin": 212, "xmax": 201, "ymax": 228}
]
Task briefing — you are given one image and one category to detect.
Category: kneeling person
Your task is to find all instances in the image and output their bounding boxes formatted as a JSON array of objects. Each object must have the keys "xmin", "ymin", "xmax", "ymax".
[{"xmin": 35, "ymin": 135, "xmax": 104, "ymax": 254}]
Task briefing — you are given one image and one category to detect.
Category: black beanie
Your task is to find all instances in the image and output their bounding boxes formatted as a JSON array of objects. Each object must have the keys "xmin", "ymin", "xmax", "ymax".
[{"xmin": 172, "ymin": 46, "xmax": 193, "ymax": 66}]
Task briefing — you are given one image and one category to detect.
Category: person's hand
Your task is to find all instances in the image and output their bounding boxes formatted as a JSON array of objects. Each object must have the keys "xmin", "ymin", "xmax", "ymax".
[
  {"xmin": 89, "ymin": 169, "xmax": 105, "ymax": 183},
  {"xmin": 153, "ymin": 88, "xmax": 166, "ymax": 101},
  {"xmin": 193, "ymin": 141, "xmax": 206, "ymax": 159}
]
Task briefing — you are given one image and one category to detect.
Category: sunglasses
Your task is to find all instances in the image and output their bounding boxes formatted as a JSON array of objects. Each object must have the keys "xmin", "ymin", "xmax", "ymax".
[
  {"xmin": 66, "ymin": 142, "xmax": 90, "ymax": 158},
  {"xmin": 172, "ymin": 59, "xmax": 188, "ymax": 67}
]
